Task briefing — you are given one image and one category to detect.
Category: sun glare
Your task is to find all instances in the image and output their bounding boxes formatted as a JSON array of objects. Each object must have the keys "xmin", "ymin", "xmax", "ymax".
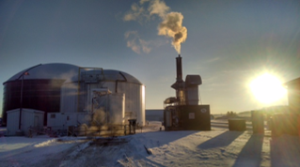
[{"xmin": 250, "ymin": 73, "xmax": 286, "ymax": 104}]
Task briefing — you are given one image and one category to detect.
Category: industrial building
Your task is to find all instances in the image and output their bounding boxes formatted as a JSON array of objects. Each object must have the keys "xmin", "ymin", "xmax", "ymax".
[
  {"xmin": 2, "ymin": 63, "xmax": 145, "ymax": 135},
  {"xmin": 164, "ymin": 55, "xmax": 211, "ymax": 131}
]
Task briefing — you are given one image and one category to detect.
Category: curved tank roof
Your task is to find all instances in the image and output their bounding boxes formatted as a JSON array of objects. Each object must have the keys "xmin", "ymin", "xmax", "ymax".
[{"xmin": 4, "ymin": 63, "xmax": 142, "ymax": 85}]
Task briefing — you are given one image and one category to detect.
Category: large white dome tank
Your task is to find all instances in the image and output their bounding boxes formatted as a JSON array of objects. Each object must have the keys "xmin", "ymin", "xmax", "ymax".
[{"xmin": 3, "ymin": 63, "xmax": 145, "ymax": 126}]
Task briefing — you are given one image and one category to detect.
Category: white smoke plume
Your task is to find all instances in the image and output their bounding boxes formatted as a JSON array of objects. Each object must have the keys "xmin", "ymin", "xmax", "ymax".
[
  {"xmin": 148, "ymin": 0, "xmax": 169, "ymax": 18},
  {"xmin": 158, "ymin": 12, "xmax": 187, "ymax": 53},
  {"xmin": 140, "ymin": 0, "xmax": 150, "ymax": 4},
  {"xmin": 124, "ymin": 0, "xmax": 187, "ymax": 54},
  {"xmin": 123, "ymin": 3, "xmax": 146, "ymax": 22},
  {"xmin": 125, "ymin": 31, "xmax": 152, "ymax": 54}
]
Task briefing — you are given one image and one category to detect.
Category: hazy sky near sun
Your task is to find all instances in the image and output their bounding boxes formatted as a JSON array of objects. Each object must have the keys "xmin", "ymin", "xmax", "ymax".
[{"xmin": 0, "ymin": 0, "xmax": 300, "ymax": 114}]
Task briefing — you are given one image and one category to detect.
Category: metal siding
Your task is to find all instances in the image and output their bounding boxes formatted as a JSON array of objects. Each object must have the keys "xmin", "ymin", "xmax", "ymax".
[
  {"xmin": 59, "ymin": 74, "xmax": 145, "ymax": 126},
  {"xmin": 22, "ymin": 110, "xmax": 31, "ymax": 135},
  {"xmin": 165, "ymin": 110, "xmax": 171, "ymax": 127},
  {"xmin": 115, "ymin": 82, "xmax": 145, "ymax": 125},
  {"xmin": 60, "ymin": 79, "xmax": 144, "ymax": 125},
  {"xmin": 78, "ymin": 82, "xmax": 87, "ymax": 112},
  {"xmin": 38, "ymin": 111, "xmax": 44, "ymax": 130},
  {"xmin": 47, "ymin": 113, "xmax": 69, "ymax": 128},
  {"xmin": 178, "ymin": 105, "xmax": 211, "ymax": 130},
  {"xmin": 47, "ymin": 112, "xmax": 90, "ymax": 128},
  {"xmin": 7, "ymin": 110, "xmax": 20, "ymax": 135},
  {"xmin": 108, "ymin": 93, "xmax": 125, "ymax": 124},
  {"xmin": 47, "ymin": 113, "xmax": 55, "ymax": 127},
  {"xmin": 6, "ymin": 109, "xmax": 45, "ymax": 136},
  {"xmin": 2, "ymin": 79, "xmax": 63, "ymax": 126},
  {"xmin": 3, "ymin": 63, "xmax": 145, "ymax": 129},
  {"xmin": 186, "ymin": 87, "xmax": 199, "ymax": 105},
  {"xmin": 101, "ymin": 82, "xmax": 115, "ymax": 93},
  {"xmin": 47, "ymin": 113, "xmax": 64, "ymax": 128},
  {"xmin": 61, "ymin": 82, "xmax": 78, "ymax": 113},
  {"xmin": 86, "ymin": 82, "xmax": 115, "ymax": 113}
]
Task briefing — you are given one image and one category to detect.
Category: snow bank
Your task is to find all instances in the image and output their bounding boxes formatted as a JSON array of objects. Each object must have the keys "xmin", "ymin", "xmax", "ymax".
[{"xmin": 34, "ymin": 139, "xmax": 57, "ymax": 147}]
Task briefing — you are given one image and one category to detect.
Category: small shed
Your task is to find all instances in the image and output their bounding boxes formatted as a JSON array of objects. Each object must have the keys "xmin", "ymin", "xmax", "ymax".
[{"xmin": 6, "ymin": 108, "xmax": 44, "ymax": 136}]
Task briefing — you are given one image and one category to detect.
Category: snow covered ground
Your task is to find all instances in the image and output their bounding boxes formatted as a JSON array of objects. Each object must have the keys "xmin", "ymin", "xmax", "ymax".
[
  {"xmin": 1, "ymin": 122, "xmax": 300, "ymax": 167},
  {"xmin": 0, "ymin": 135, "xmax": 89, "ymax": 167}
]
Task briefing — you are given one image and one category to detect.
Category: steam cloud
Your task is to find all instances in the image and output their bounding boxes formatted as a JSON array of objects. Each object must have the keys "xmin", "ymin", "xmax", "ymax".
[
  {"xmin": 124, "ymin": 0, "xmax": 187, "ymax": 54},
  {"xmin": 148, "ymin": 0, "xmax": 169, "ymax": 18},
  {"xmin": 123, "ymin": 3, "xmax": 147, "ymax": 22},
  {"xmin": 125, "ymin": 31, "xmax": 152, "ymax": 54},
  {"xmin": 158, "ymin": 12, "xmax": 187, "ymax": 53}
]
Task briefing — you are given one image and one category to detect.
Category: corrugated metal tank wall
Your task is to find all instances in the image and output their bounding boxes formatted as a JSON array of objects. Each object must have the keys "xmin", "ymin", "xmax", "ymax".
[
  {"xmin": 84, "ymin": 81, "xmax": 145, "ymax": 126},
  {"xmin": 60, "ymin": 82, "xmax": 78, "ymax": 113},
  {"xmin": 108, "ymin": 93, "xmax": 125, "ymax": 124},
  {"xmin": 60, "ymin": 73, "xmax": 145, "ymax": 126},
  {"xmin": 2, "ymin": 79, "xmax": 64, "ymax": 125},
  {"xmin": 115, "ymin": 82, "xmax": 145, "ymax": 126}
]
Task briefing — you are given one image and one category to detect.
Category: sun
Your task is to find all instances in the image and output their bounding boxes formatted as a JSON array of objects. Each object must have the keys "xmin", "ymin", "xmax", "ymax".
[{"xmin": 249, "ymin": 73, "xmax": 286, "ymax": 104}]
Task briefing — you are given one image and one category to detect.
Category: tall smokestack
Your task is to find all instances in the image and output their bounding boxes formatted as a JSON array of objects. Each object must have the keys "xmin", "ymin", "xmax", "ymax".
[
  {"xmin": 176, "ymin": 54, "xmax": 183, "ymax": 82},
  {"xmin": 171, "ymin": 54, "xmax": 186, "ymax": 105}
]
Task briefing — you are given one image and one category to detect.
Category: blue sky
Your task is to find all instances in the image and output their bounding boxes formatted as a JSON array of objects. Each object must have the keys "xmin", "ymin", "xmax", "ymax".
[{"xmin": 0, "ymin": 0, "xmax": 300, "ymax": 114}]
